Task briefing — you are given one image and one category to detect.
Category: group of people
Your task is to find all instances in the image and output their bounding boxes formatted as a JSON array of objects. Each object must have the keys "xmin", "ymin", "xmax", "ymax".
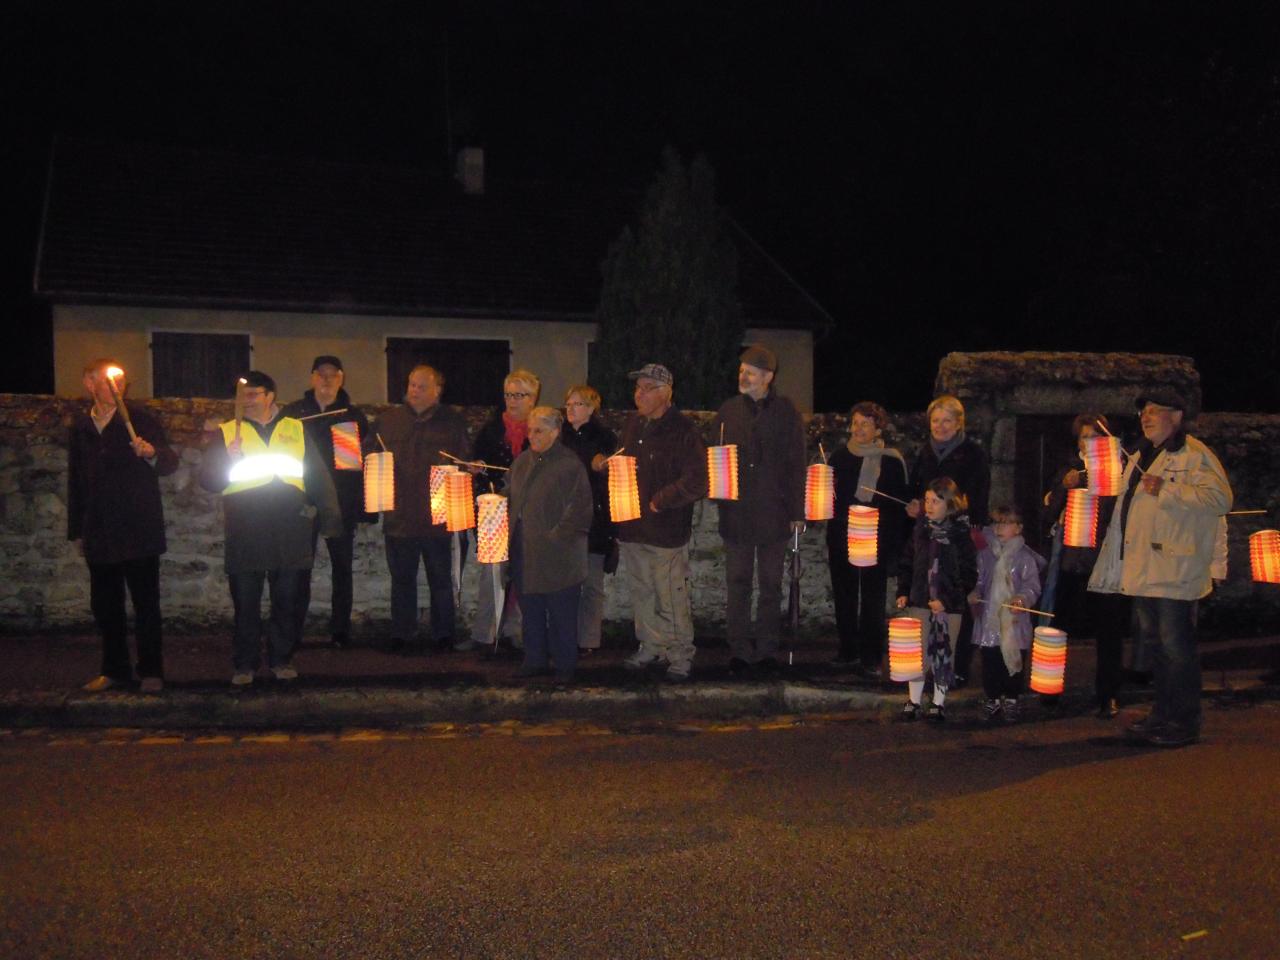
[{"xmin": 67, "ymin": 352, "xmax": 1232, "ymax": 746}]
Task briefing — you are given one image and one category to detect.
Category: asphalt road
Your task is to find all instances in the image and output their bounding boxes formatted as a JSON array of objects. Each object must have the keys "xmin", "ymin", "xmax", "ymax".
[{"xmin": 2, "ymin": 705, "xmax": 1277, "ymax": 960}]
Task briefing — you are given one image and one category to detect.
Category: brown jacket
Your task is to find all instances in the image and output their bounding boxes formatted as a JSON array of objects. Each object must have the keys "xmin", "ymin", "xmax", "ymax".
[{"xmin": 616, "ymin": 406, "xmax": 707, "ymax": 549}]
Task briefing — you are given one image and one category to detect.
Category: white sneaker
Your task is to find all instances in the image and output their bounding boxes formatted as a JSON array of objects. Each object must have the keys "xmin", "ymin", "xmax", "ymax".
[
  {"xmin": 230, "ymin": 671, "xmax": 254, "ymax": 687},
  {"xmin": 623, "ymin": 651, "xmax": 664, "ymax": 671},
  {"xmin": 271, "ymin": 664, "xmax": 298, "ymax": 681}
]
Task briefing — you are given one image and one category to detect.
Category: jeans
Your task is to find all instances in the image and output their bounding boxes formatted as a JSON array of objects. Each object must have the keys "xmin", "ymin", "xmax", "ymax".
[
  {"xmin": 88, "ymin": 555, "xmax": 163, "ymax": 681},
  {"xmin": 1132, "ymin": 596, "xmax": 1201, "ymax": 733},
  {"xmin": 725, "ymin": 539, "xmax": 787, "ymax": 663},
  {"xmin": 521, "ymin": 582, "xmax": 583, "ymax": 680},
  {"xmin": 229, "ymin": 568, "xmax": 299, "ymax": 671},
  {"xmin": 384, "ymin": 535, "xmax": 456, "ymax": 644}
]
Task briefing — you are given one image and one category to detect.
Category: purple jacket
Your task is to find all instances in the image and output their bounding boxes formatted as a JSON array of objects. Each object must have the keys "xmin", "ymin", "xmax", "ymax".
[{"xmin": 972, "ymin": 532, "xmax": 1045, "ymax": 650}]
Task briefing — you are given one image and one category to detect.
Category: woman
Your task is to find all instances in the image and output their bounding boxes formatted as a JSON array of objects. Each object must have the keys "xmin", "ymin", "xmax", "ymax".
[
  {"xmin": 826, "ymin": 401, "xmax": 908, "ymax": 676},
  {"xmin": 559, "ymin": 385, "xmax": 618, "ymax": 656},
  {"xmin": 507, "ymin": 406, "xmax": 594, "ymax": 683}
]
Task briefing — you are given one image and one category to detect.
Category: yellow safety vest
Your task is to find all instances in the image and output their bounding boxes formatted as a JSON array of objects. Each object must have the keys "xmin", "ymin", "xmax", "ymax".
[{"xmin": 219, "ymin": 417, "xmax": 307, "ymax": 495}]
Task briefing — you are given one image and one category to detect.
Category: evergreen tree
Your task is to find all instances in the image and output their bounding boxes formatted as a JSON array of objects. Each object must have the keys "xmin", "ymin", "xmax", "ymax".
[{"xmin": 593, "ymin": 148, "xmax": 743, "ymax": 409}]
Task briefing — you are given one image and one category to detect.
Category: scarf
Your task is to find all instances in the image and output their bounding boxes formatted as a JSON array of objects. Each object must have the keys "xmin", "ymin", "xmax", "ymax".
[
  {"xmin": 503, "ymin": 413, "xmax": 529, "ymax": 458},
  {"xmin": 851, "ymin": 439, "xmax": 905, "ymax": 504},
  {"xmin": 926, "ymin": 612, "xmax": 954, "ymax": 690},
  {"xmin": 988, "ymin": 534, "xmax": 1024, "ymax": 676},
  {"xmin": 929, "ymin": 430, "xmax": 965, "ymax": 464}
]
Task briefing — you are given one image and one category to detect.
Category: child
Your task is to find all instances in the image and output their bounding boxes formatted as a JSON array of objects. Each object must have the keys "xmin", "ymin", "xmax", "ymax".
[
  {"xmin": 970, "ymin": 505, "xmax": 1045, "ymax": 721},
  {"xmin": 895, "ymin": 477, "xmax": 978, "ymax": 722}
]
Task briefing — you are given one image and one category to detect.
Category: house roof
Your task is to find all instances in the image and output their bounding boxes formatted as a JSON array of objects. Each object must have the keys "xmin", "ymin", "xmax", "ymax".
[{"xmin": 34, "ymin": 139, "xmax": 831, "ymax": 332}]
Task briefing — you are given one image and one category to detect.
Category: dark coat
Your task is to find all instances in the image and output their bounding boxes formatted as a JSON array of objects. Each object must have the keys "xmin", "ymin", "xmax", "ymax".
[
  {"xmin": 472, "ymin": 409, "xmax": 529, "ymax": 490},
  {"xmin": 897, "ymin": 515, "xmax": 979, "ymax": 614},
  {"xmin": 370, "ymin": 402, "xmax": 472, "ymax": 539},
  {"xmin": 507, "ymin": 439, "xmax": 593, "ymax": 595},
  {"xmin": 281, "ymin": 387, "xmax": 375, "ymax": 530},
  {"xmin": 1044, "ymin": 463, "xmax": 1119, "ymax": 576},
  {"xmin": 560, "ymin": 414, "xmax": 618, "ymax": 556},
  {"xmin": 710, "ymin": 391, "xmax": 806, "ymax": 545},
  {"xmin": 909, "ymin": 436, "xmax": 991, "ymax": 526},
  {"xmin": 826, "ymin": 445, "xmax": 910, "ymax": 570},
  {"xmin": 615, "ymin": 406, "xmax": 707, "ymax": 549},
  {"xmin": 67, "ymin": 404, "xmax": 178, "ymax": 564}
]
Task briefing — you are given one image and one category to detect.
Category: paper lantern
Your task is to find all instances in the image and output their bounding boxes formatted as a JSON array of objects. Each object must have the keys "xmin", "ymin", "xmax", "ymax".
[
  {"xmin": 444, "ymin": 471, "xmax": 475, "ymax": 532},
  {"xmin": 1249, "ymin": 529, "xmax": 1280, "ymax": 584},
  {"xmin": 363, "ymin": 451, "xmax": 395, "ymax": 513},
  {"xmin": 707, "ymin": 444, "xmax": 739, "ymax": 500},
  {"xmin": 887, "ymin": 617, "xmax": 924, "ymax": 682},
  {"xmin": 331, "ymin": 421, "xmax": 363, "ymax": 471},
  {"xmin": 1062, "ymin": 488, "xmax": 1098, "ymax": 548},
  {"xmin": 805, "ymin": 463, "xmax": 834, "ymax": 521},
  {"xmin": 1082, "ymin": 435, "xmax": 1124, "ymax": 497},
  {"xmin": 430, "ymin": 464, "xmax": 458, "ymax": 525},
  {"xmin": 476, "ymin": 494, "xmax": 509, "ymax": 564},
  {"xmin": 847, "ymin": 505, "xmax": 878, "ymax": 567},
  {"xmin": 608, "ymin": 455, "xmax": 641, "ymax": 523},
  {"xmin": 1029, "ymin": 626, "xmax": 1068, "ymax": 695}
]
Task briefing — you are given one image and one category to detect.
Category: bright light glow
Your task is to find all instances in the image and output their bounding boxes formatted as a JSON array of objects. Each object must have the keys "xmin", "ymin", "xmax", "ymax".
[
  {"xmin": 228, "ymin": 453, "xmax": 304, "ymax": 484},
  {"xmin": 105, "ymin": 366, "xmax": 124, "ymax": 379}
]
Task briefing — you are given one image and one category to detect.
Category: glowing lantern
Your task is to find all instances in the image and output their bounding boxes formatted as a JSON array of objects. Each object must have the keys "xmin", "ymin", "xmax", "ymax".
[
  {"xmin": 331, "ymin": 421, "xmax": 362, "ymax": 471},
  {"xmin": 430, "ymin": 464, "xmax": 458, "ymax": 525},
  {"xmin": 887, "ymin": 617, "xmax": 924, "ymax": 681},
  {"xmin": 363, "ymin": 451, "xmax": 395, "ymax": 513},
  {"xmin": 608, "ymin": 455, "xmax": 641, "ymax": 523},
  {"xmin": 1082, "ymin": 435, "xmax": 1124, "ymax": 497},
  {"xmin": 804, "ymin": 463, "xmax": 834, "ymax": 521},
  {"xmin": 847, "ymin": 505, "xmax": 878, "ymax": 567},
  {"xmin": 444, "ymin": 471, "xmax": 475, "ymax": 532},
  {"xmin": 1249, "ymin": 530, "xmax": 1280, "ymax": 584},
  {"xmin": 707, "ymin": 444, "xmax": 739, "ymax": 500},
  {"xmin": 476, "ymin": 494, "xmax": 509, "ymax": 564},
  {"xmin": 1062, "ymin": 488, "xmax": 1098, "ymax": 548},
  {"xmin": 1029, "ymin": 626, "xmax": 1068, "ymax": 695}
]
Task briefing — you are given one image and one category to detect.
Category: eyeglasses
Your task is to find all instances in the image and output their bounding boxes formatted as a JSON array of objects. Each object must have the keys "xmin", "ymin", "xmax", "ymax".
[
  {"xmin": 565, "ymin": 400, "xmax": 591, "ymax": 408},
  {"xmin": 634, "ymin": 382, "xmax": 665, "ymax": 394},
  {"xmin": 504, "ymin": 391, "xmax": 532, "ymax": 401}
]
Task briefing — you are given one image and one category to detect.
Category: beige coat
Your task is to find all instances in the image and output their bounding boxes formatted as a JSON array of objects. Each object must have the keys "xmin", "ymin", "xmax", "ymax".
[{"xmin": 1089, "ymin": 434, "xmax": 1232, "ymax": 601}]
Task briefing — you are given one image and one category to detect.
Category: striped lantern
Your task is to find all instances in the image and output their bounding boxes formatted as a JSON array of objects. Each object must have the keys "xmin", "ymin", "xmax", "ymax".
[
  {"xmin": 1062, "ymin": 488, "xmax": 1098, "ymax": 548},
  {"xmin": 608, "ymin": 455, "xmax": 641, "ymax": 523},
  {"xmin": 444, "ymin": 471, "xmax": 475, "ymax": 532},
  {"xmin": 707, "ymin": 444, "xmax": 739, "ymax": 500},
  {"xmin": 1029, "ymin": 626, "xmax": 1069, "ymax": 695},
  {"xmin": 331, "ymin": 421, "xmax": 363, "ymax": 471},
  {"xmin": 805, "ymin": 463, "xmax": 835, "ymax": 521},
  {"xmin": 363, "ymin": 451, "xmax": 395, "ymax": 513},
  {"xmin": 887, "ymin": 617, "xmax": 924, "ymax": 682},
  {"xmin": 1082, "ymin": 435, "xmax": 1124, "ymax": 497},
  {"xmin": 475, "ymin": 494, "xmax": 509, "ymax": 564},
  {"xmin": 1249, "ymin": 529, "xmax": 1280, "ymax": 584},
  {"xmin": 847, "ymin": 505, "xmax": 878, "ymax": 567},
  {"xmin": 430, "ymin": 464, "xmax": 458, "ymax": 525}
]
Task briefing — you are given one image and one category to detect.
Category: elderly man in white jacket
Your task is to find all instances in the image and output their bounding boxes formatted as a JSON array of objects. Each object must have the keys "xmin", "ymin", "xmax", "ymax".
[{"xmin": 1089, "ymin": 390, "xmax": 1232, "ymax": 747}]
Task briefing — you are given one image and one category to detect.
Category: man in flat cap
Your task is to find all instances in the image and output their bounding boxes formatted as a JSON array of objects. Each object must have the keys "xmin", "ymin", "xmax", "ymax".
[
  {"xmin": 711, "ymin": 344, "xmax": 806, "ymax": 675},
  {"xmin": 1088, "ymin": 388, "xmax": 1232, "ymax": 747},
  {"xmin": 616, "ymin": 363, "xmax": 707, "ymax": 682}
]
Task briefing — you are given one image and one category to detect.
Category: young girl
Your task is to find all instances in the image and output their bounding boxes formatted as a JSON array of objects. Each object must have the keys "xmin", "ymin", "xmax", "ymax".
[
  {"xmin": 970, "ymin": 505, "xmax": 1044, "ymax": 721},
  {"xmin": 896, "ymin": 477, "xmax": 978, "ymax": 722}
]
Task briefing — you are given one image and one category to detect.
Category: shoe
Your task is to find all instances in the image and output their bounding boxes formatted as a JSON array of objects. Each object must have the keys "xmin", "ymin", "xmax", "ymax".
[
  {"xmin": 926, "ymin": 703, "xmax": 946, "ymax": 723},
  {"xmin": 1001, "ymin": 696, "xmax": 1019, "ymax": 722},
  {"xmin": 231, "ymin": 671, "xmax": 254, "ymax": 687},
  {"xmin": 663, "ymin": 666, "xmax": 692, "ymax": 683},
  {"xmin": 331, "ymin": 634, "xmax": 351, "ymax": 649},
  {"xmin": 623, "ymin": 651, "xmax": 664, "ymax": 672},
  {"xmin": 900, "ymin": 701, "xmax": 921, "ymax": 722},
  {"xmin": 452, "ymin": 638, "xmax": 484, "ymax": 652},
  {"xmin": 1097, "ymin": 698, "xmax": 1119, "ymax": 719},
  {"xmin": 951, "ymin": 674, "xmax": 968, "ymax": 690},
  {"xmin": 578, "ymin": 647, "xmax": 597, "ymax": 658},
  {"xmin": 983, "ymin": 698, "xmax": 1003, "ymax": 720},
  {"xmin": 271, "ymin": 664, "xmax": 298, "ymax": 681},
  {"xmin": 729, "ymin": 657, "xmax": 753, "ymax": 678},
  {"xmin": 139, "ymin": 677, "xmax": 164, "ymax": 694},
  {"xmin": 1126, "ymin": 713, "xmax": 1162, "ymax": 738},
  {"xmin": 1145, "ymin": 726, "xmax": 1199, "ymax": 748},
  {"xmin": 81, "ymin": 675, "xmax": 118, "ymax": 693}
]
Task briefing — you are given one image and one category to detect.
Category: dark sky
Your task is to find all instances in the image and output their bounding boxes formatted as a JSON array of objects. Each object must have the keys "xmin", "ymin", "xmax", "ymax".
[{"xmin": 4, "ymin": 1, "xmax": 1279, "ymax": 411}]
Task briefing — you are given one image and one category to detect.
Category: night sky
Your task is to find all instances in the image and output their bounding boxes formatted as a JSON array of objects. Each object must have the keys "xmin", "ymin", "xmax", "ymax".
[{"xmin": 5, "ymin": 1, "xmax": 1279, "ymax": 411}]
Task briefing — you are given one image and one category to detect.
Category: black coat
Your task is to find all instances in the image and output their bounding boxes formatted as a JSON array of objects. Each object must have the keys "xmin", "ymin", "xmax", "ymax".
[
  {"xmin": 472, "ymin": 409, "xmax": 529, "ymax": 490},
  {"xmin": 560, "ymin": 415, "xmax": 618, "ymax": 555},
  {"xmin": 1044, "ymin": 463, "xmax": 1119, "ymax": 576},
  {"xmin": 826, "ymin": 445, "xmax": 910, "ymax": 570},
  {"xmin": 909, "ymin": 436, "xmax": 991, "ymax": 526},
  {"xmin": 281, "ymin": 388, "xmax": 375, "ymax": 530},
  {"xmin": 710, "ymin": 391, "xmax": 806, "ymax": 545},
  {"xmin": 897, "ymin": 515, "xmax": 978, "ymax": 614}
]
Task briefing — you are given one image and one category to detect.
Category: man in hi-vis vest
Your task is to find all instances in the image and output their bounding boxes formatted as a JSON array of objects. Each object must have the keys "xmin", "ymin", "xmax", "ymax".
[{"xmin": 200, "ymin": 371, "xmax": 341, "ymax": 687}]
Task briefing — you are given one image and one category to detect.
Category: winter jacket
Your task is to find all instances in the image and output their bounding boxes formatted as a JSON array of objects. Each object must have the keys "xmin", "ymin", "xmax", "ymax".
[
  {"xmin": 507, "ymin": 439, "xmax": 593, "ymax": 595},
  {"xmin": 615, "ymin": 406, "xmax": 707, "ymax": 549},
  {"xmin": 909, "ymin": 435, "xmax": 991, "ymax": 526},
  {"xmin": 1043, "ymin": 461, "xmax": 1119, "ymax": 576},
  {"xmin": 560, "ymin": 415, "xmax": 618, "ymax": 556},
  {"xmin": 973, "ymin": 532, "xmax": 1045, "ymax": 650},
  {"xmin": 710, "ymin": 390, "xmax": 806, "ymax": 545},
  {"xmin": 826, "ymin": 444, "xmax": 909, "ymax": 570},
  {"xmin": 472, "ymin": 409, "xmax": 529, "ymax": 491},
  {"xmin": 897, "ymin": 514, "xmax": 978, "ymax": 614},
  {"xmin": 368, "ymin": 402, "xmax": 472, "ymax": 539},
  {"xmin": 281, "ymin": 387, "xmax": 375, "ymax": 530}
]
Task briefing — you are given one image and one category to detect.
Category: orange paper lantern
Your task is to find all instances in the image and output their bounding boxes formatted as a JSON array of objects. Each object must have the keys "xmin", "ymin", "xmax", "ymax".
[
  {"xmin": 331, "ymin": 421, "xmax": 363, "ymax": 471},
  {"xmin": 1029, "ymin": 626, "xmax": 1068, "ymax": 694},
  {"xmin": 707, "ymin": 444, "xmax": 739, "ymax": 500},
  {"xmin": 1249, "ymin": 529, "xmax": 1280, "ymax": 584},
  {"xmin": 363, "ymin": 451, "xmax": 395, "ymax": 513},
  {"xmin": 476, "ymin": 493, "xmax": 509, "ymax": 564},
  {"xmin": 887, "ymin": 617, "xmax": 924, "ymax": 681},
  {"xmin": 847, "ymin": 505, "xmax": 878, "ymax": 567},
  {"xmin": 608, "ymin": 455, "xmax": 641, "ymax": 523},
  {"xmin": 1062, "ymin": 488, "xmax": 1098, "ymax": 548},
  {"xmin": 444, "ymin": 471, "xmax": 475, "ymax": 532},
  {"xmin": 805, "ymin": 463, "xmax": 834, "ymax": 521},
  {"xmin": 430, "ymin": 464, "xmax": 458, "ymax": 525},
  {"xmin": 1082, "ymin": 435, "xmax": 1124, "ymax": 497}
]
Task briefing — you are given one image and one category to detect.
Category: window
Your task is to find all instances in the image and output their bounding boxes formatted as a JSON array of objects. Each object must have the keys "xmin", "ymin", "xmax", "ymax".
[
  {"xmin": 386, "ymin": 338, "xmax": 511, "ymax": 406},
  {"xmin": 151, "ymin": 331, "xmax": 251, "ymax": 398}
]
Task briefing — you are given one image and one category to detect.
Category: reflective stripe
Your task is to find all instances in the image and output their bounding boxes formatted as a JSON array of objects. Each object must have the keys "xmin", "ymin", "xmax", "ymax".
[
  {"xmin": 220, "ymin": 418, "xmax": 306, "ymax": 495},
  {"xmin": 229, "ymin": 453, "xmax": 306, "ymax": 484}
]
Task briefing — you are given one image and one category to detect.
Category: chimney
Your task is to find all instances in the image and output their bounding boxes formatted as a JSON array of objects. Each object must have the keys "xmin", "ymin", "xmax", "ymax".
[{"xmin": 456, "ymin": 147, "xmax": 485, "ymax": 195}]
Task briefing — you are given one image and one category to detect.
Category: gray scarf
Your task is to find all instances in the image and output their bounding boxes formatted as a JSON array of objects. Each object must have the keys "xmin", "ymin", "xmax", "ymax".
[
  {"xmin": 850, "ymin": 439, "xmax": 905, "ymax": 504},
  {"xmin": 930, "ymin": 430, "xmax": 965, "ymax": 464}
]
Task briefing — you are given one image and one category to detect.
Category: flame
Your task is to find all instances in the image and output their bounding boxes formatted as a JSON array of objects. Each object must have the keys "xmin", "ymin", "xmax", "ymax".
[{"xmin": 105, "ymin": 366, "xmax": 124, "ymax": 380}]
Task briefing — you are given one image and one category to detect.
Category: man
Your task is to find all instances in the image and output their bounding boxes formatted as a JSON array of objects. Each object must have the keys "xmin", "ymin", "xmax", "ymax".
[
  {"xmin": 67, "ymin": 360, "xmax": 178, "ymax": 693},
  {"xmin": 1089, "ymin": 390, "xmax": 1232, "ymax": 747},
  {"xmin": 616, "ymin": 363, "xmax": 707, "ymax": 681},
  {"xmin": 711, "ymin": 345, "xmax": 806, "ymax": 675},
  {"xmin": 371, "ymin": 365, "xmax": 471, "ymax": 654},
  {"xmin": 282, "ymin": 355, "xmax": 374, "ymax": 648},
  {"xmin": 199, "ymin": 371, "xmax": 341, "ymax": 686}
]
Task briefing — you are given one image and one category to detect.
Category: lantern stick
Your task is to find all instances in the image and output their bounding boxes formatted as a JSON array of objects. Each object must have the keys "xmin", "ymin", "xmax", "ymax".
[
  {"xmin": 858, "ymin": 484, "xmax": 911, "ymax": 506},
  {"xmin": 1094, "ymin": 419, "xmax": 1114, "ymax": 438},
  {"xmin": 818, "ymin": 442, "xmax": 827, "ymax": 464},
  {"xmin": 233, "ymin": 377, "xmax": 247, "ymax": 444},
  {"xmin": 438, "ymin": 450, "xmax": 510, "ymax": 472},
  {"xmin": 1228, "ymin": 509, "xmax": 1267, "ymax": 516},
  {"xmin": 720, "ymin": 423, "xmax": 725, "ymax": 445},
  {"xmin": 976, "ymin": 599, "xmax": 1055, "ymax": 618},
  {"xmin": 103, "ymin": 367, "xmax": 138, "ymax": 442},
  {"xmin": 296, "ymin": 407, "xmax": 349, "ymax": 421}
]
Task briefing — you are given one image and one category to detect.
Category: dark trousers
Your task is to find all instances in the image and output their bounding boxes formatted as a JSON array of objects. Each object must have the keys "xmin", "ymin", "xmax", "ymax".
[
  {"xmin": 724, "ymin": 538, "xmax": 787, "ymax": 663},
  {"xmin": 88, "ymin": 555, "xmax": 163, "ymax": 681},
  {"xmin": 826, "ymin": 542, "xmax": 888, "ymax": 666},
  {"xmin": 980, "ymin": 646, "xmax": 1024, "ymax": 699},
  {"xmin": 1133, "ymin": 596, "xmax": 1201, "ymax": 734},
  {"xmin": 384, "ymin": 535, "xmax": 456, "ymax": 644},
  {"xmin": 521, "ymin": 582, "xmax": 583, "ymax": 681},
  {"xmin": 296, "ymin": 527, "xmax": 355, "ymax": 641},
  {"xmin": 229, "ymin": 568, "xmax": 300, "ymax": 671},
  {"xmin": 1053, "ymin": 571, "xmax": 1129, "ymax": 705}
]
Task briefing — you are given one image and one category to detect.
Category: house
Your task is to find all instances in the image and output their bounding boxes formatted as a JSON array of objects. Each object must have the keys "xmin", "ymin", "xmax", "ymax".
[{"xmin": 34, "ymin": 140, "xmax": 830, "ymax": 410}]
